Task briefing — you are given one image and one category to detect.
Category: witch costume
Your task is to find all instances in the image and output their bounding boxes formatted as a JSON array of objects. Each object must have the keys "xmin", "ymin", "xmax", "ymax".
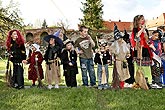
[
  {"xmin": 26, "ymin": 44, "xmax": 44, "ymax": 86},
  {"xmin": 111, "ymin": 24, "xmax": 130, "ymax": 89},
  {"xmin": 44, "ymin": 30, "xmax": 63, "ymax": 89},
  {"xmin": 94, "ymin": 39, "xmax": 110, "ymax": 89},
  {"xmin": 6, "ymin": 30, "xmax": 26, "ymax": 89},
  {"xmin": 123, "ymin": 30, "xmax": 135, "ymax": 85},
  {"xmin": 61, "ymin": 38, "xmax": 78, "ymax": 87}
]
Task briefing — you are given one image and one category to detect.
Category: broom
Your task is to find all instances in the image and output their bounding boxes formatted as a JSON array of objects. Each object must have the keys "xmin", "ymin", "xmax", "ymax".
[
  {"xmin": 135, "ymin": 45, "xmax": 149, "ymax": 90},
  {"xmin": 35, "ymin": 55, "xmax": 44, "ymax": 88},
  {"xmin": 100, "ymin": 55, "xmax": 107, "ymax": 84}
]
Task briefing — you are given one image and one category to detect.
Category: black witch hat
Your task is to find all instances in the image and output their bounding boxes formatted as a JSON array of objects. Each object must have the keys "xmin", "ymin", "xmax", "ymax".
[
  {"xmin": 114, "ymin": 23, "xmax": 123, "ymax": 40},
  {"xmin": 43, "ymin": 30, "xmax": 63, "ymax": 47},
  {"xmin": 63, "ymin": 34, "xmax": 74, "ymax": 46}
]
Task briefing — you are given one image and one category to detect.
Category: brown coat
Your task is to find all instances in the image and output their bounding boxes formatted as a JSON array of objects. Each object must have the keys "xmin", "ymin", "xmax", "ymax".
[{"xmin": 27, "ymin": 51, "xmax": 44, "ymax": 80}]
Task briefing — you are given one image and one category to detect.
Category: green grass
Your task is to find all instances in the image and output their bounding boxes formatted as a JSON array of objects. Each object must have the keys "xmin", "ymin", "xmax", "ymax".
[{"xmin": 0, "ymin": 60, "xmax": 165, "ymax": 110}]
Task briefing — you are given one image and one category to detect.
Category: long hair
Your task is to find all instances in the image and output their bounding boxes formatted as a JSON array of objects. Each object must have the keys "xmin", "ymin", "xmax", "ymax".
[
  {"xmin": 133, "ymin": 15, "xmax": 144, "ymax": 28},
  {"xmin": 6, "ymin": 30, "xmax": 25, "ymax": 51}
]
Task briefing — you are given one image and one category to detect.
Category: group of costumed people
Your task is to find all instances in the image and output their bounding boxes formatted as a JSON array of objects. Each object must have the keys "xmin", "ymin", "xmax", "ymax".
[{"xmin": 5, "ymin": 14, "xmax": 165, "ymax": 90}]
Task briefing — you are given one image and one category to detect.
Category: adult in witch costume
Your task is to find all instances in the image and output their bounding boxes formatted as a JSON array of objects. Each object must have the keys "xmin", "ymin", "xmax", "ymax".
[
  {"xmin": 6, "ymin": 30, "xmax": 26, "ymax": 89},
  {"xmin": 22, "ymin": 43, "xmax": 44, "ymax": 87},
  {"xmin": 61, "ymin": 37, "xmax": 78, "ymax": 87},
  {"xmin": 130, "ymin": 15, "xmax": 152, "ymax": 89},
  {"xmin": 123, "ymin": 30, "xmax": 135, "ymax": 87},
  {"xmin": 111, "ymin": 24, "xmax": 130, "ymax": 89},
  {"xmin": 44, "ymin": 30, "xmax": 63, "ymax": 89}
]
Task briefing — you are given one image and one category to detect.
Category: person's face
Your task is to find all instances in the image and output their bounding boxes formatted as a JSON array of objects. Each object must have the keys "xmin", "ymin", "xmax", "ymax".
[
  {"xmin": 66, "ymin": 43, "xmax": 72, "ymax": 50},
  {"xmin": 100, "ymin": 46, "xmax": 105, "ymax": 50},
  {"xmin": 139, "ymin": 16, "xmax": 145, "ymax": 25},
  {"xmin": 152, "ymin": 33, "xmax": 159, "ymax": 40},
  {"xmin": 11, "ymin": 31, "xmax": 18, "ymax": 41},
  {"xmin": 31, "ymin": 46, "xmax": 36, "ymax": 52},
  {"xmin": 49, "ymin": 38, "xmax": 55, "ymax": 45},
  {"xmin": 80, "ymin": 28, "xmax": 88, "ymax": 37},
  {"xmin": 118, "ymin": 38, "xmax": 123, "ymax": 43},
  {"xmin": 59, "ymin": 31, "xmax": 63, "ymax": 40}
]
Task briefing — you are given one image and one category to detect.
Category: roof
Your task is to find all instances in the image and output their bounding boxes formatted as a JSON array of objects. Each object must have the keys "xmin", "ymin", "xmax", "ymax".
[
  {"xmin": 146, "ymin": 13, "xmax": 165, "ymax": 28},
  {"xmin": 103, "ymin": 21, "xmax": 132, "ymax": 32}
]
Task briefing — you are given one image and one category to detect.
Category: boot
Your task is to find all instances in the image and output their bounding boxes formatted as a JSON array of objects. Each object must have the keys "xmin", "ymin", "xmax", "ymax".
[{"xmin": 120, "ymin": 81, "xmax": 124, "ymax": 89}]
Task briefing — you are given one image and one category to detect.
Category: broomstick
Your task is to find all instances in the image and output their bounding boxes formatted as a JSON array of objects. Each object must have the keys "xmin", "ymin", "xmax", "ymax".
[
  {"xmin": 5, "ymin": 53, "xmax": 13, "ymax": 87},
  {"xmin": 100, "ymin": 55, "xmax": 107, "ymax": 84},
  {"xmin": 35, "ymin": 55, "xmax": 43, "ymax": 88},
  {"xmin": 95, "ymin": 36, "xmax": 107, "ymax": 84},
  {"xmin": 135, "ymin": 45, "xmax": 149, "ymax": 90}
]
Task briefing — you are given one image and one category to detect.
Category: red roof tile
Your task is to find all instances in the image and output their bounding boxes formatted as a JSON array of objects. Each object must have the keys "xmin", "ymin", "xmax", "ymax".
[{"xmin": 103, "ymin": 21, "xmax": 132, "ymax": 32}]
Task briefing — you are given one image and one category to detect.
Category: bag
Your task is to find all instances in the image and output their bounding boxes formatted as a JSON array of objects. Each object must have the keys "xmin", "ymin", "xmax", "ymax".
[{"xmin": 123, "ymin": 61, "xmax": 127, "ymax": 68}]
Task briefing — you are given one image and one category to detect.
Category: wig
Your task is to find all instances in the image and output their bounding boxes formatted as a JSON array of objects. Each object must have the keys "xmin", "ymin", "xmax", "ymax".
[
  {"xmin": 111, "ymin": 40, "xmax": 129, "ymax": 55},
  {"xmin": 6, "ymin": 29, "xmax": 25, "ymax": 51}
]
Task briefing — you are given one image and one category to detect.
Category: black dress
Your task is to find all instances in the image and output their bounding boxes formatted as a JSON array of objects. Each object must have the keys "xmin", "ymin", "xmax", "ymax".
[{"xmin": 9, "ymin": 40, "xmax": 26, "ymax": 89}]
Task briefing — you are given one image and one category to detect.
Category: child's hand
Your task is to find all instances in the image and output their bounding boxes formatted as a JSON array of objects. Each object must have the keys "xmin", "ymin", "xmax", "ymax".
[
  {"xmin": 127, "ymin": 54, "xmax": 131, "ymax": 58},
  {"xmin": 35, "ymin": 58, "xmax": 38, "ymax": 61},
  {"xmin": 22, "ymin": 60, "xmax": 27, "ymax": 64},
  {"xmin": 69, "ymin": 62, "xmax": 73, "ymax": 66},
  {"xmin": 78, "ymin": 50, "xmax": 83, "ymax": 54},
  {"xmin": 149, "ymin": 44, "xmax": 156, "ymax": 51}
]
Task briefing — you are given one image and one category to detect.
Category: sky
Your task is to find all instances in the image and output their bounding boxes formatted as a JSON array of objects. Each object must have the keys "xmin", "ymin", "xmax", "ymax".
[{"xmin": 2, "ymin": 0, "xmax": 165, "ymax": 30}]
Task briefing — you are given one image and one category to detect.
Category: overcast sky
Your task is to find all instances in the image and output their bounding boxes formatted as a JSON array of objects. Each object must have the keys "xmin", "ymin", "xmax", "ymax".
[{"xmin": 2, "ymin": 0, "xmax": 165, "ymax": 29}]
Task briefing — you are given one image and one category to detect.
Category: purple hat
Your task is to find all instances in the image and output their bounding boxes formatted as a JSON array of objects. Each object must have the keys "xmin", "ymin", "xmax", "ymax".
[{"xmin": 53, "ymin": 29, "xmax": 61, "ymax": 37}]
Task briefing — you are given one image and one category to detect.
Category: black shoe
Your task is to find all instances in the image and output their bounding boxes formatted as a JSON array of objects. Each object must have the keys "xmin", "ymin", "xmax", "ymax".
[
  {"xmin": 31, "ymin": 84, "xmax": 36, "ymax": 88},
  {"xmin": 16, "ymin": 86, "xmax": 24, "ymax": 90},
  {"xmin": 82, "ymin": 84, "xmax": 89, "ymax": 87}
]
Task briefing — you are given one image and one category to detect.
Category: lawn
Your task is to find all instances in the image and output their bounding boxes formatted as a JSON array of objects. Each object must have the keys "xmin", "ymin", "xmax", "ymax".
[{"xmin": 0, "ymin": 60, "xmax": 165, "ymax": 110}]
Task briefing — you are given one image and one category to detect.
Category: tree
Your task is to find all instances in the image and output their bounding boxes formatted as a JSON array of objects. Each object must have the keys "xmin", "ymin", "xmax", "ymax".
[
  {"xmin": 0, "ymin": 0, "xmax": 24, "ymax": 40},
  {"xmin": 80, "ymin": 0, "xmax": 104, "ymax": 48},
  {"xmin": 42, "ymin": 19, "xmax": 48, "ymax": 28},
  {"xmin": 80, "ymin": 0, "xmax": 104, "ymax": 30}
]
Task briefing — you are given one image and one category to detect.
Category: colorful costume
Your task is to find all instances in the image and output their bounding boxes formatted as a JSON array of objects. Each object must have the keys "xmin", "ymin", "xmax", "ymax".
[
  {"xmin": 27, "ymin": 44, "xmax": 44, "ymax": 85},
  {"xmin": 111, "ymin": 24, "xmax": 130, "ymax": 89}
]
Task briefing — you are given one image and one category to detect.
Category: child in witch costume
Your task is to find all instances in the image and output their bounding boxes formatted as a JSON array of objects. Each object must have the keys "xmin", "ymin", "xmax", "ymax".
[
  {"xmin": 149, "ymin": 30, "xmax": 163, "ymax": 88},
  {"xmin": 111, "ymin": 24, "xmax": 130, "ymax": 89},
  {"xmin": 44, "ymin": 30, "xmax": 63, "ymax": 89},
  {"xmin": 61, "ymin": 38, "xmax": 78, "ymax": 87},
  {"xmin": 6, "ymin": 30, "xmax": 26, "ymax": 89},
  {"xmin": 130, "ymin": 15, "xmax": 152, "ymax": 89},
  {"xmin": 22, "ymin": 43, "xmax": 44, "ymax": 87},
  {"xmin": 94, "ymin": 39, "xmax": 110, "ymax": 90},
  {"xmin": 123, "ymin": 30, "xmax": 135, "ymax": 88}
]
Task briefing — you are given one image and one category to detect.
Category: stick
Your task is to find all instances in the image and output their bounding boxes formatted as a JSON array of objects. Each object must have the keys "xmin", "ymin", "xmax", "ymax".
[
  {"xmin": 35, "ymin": 55, "xmax": 43, "ymax": 88},
  {"xmin": 5, "ymin": 54, "xmax": 13, "ymax": 87}
]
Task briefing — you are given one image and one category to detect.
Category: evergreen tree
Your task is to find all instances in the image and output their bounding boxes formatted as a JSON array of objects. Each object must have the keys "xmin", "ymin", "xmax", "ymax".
[
  {"xmin": 42, "ymin": 19, "xmax": 48, "ymax": 28},
  {"xmin": 80, "ymin": 0, "xmax": 104, "ymax": 30}
]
